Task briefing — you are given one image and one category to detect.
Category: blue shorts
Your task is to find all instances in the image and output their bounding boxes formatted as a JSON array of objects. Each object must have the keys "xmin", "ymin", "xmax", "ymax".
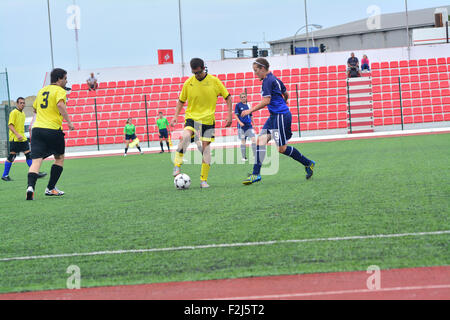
[
  {"xmin": 159, "ymin": 128, "xmax": 169, "ymax": 139},
  {"xmin": 261, "ymin": 111, "xmax": 292, "ymax": 146},
  {"xmin": 238, "ymin": 124, "xmax": 255, "ymax": 140},
  {"xmin": 125, "ymin": 134, "xmax": 136, "ymax": 141}
]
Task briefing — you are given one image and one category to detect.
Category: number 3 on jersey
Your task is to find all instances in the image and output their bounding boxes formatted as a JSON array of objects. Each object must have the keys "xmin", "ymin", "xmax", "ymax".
[{"xmin": 40, "ymin": 91, "xmax": 50, "ymax": 109}]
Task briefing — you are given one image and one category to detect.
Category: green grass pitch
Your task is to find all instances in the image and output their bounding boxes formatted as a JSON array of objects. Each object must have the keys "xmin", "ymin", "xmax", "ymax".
[{"xmin": 0, "ymin": 134, "xmax": 449, "ymax": 293}]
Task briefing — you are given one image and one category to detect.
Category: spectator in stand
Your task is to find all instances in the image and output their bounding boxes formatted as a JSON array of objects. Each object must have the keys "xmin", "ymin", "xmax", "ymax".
[
  {"xmin": 347, "ymin": 52, "xmax": 361, "ymax": 78},
  {"xmin": 86, "ymin": 73, "xmax": 98, "ymax": 91},
  {"xmin": 361, "ymin": 55, "xmax": 370, "ymax": 73}
]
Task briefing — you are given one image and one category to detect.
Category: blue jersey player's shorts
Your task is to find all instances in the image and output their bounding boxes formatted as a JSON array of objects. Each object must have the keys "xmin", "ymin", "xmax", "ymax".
[
  {"xmin": 237, "ymin": 124, "xmax": 255, "ymax": 140},
  {"xmin": 261, "ymin": 111, "xmax": 293, "ymax": 146}
]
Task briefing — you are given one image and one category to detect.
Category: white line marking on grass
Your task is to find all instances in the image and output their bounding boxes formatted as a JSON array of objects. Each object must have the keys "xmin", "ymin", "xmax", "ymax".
[
  {"xmin": 0, "ymin": 230, "xmax": 449, "ymax": 262},
  {"xmin": 211, "ymin": 284, "xmax": 450, "ymax": 300}
]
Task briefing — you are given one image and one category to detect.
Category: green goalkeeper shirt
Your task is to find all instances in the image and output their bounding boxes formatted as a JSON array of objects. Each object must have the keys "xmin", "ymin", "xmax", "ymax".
[
  {"xmin": 124, "ymin": 124, "xmax": 136, "ymax": 135},
  {"xmin": 157, "ymin": 118, "xmax": 169, "ymax": 130}
]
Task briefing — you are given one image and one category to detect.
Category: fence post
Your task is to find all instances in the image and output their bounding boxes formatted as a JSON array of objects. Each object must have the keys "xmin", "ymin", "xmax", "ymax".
[
  {"xmin": 4, "ymin": 105, "xmax": 10, "ymax": 154},
  {"xmin": 347, "ymin": 79, "xmax": 353, "ymax": 134},
  {"xmin": 144, "ymin": 94, "xmax": 150, "ymax": 148},
  {"xmin": 447, "ymin": 21, "xmax": 449, "ymax": 43},
  {"xmin": 295, "ymin": 84, "xmax": 301, "ymax": 137},
  {"xmin": 398, "ymin": 77, "xmax": 404, "ymax": 131},
  {"xmin": 94, "ymin": 98, "xmax": 100, "ymax": 151}
]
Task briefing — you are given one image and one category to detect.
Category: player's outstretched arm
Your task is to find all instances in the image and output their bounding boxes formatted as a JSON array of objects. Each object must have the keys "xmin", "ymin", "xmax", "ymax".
[
  {"xmin": 224, "ymin": 95, "xmax": 233, "ymax": 127},
  {"xmin": 242, "ymin": 97, "xmax": 270, "ymax": 117},
  {"xmin": 234, "ymin": 113, "xmax": 244, "ymax": 127},
  {"xmin": 57, "ymin": 100, "xmax": 75, "ymax": 130},
  {"xmin": 171, "ymin": 100, "xmax": 184, "ymax": 127},
  {"xmin": 8, "ymin": 124, "xmax": 23, "ymax": 141}
]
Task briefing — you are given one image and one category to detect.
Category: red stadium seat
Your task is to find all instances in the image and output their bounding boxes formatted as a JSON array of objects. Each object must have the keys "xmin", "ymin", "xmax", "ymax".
[
  {"xmin": 390, "ymin": 61, "xmax": 399, "ymax": 68},
  {"xmin": 371, "ymin": 62, "xmax": 380, "ymax": 70}
]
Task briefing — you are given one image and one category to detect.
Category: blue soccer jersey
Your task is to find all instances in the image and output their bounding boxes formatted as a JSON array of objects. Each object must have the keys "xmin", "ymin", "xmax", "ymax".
[
  {"xmin": 235, "ymin": 102, "xmax": 252, "ymax": 126},
  {"xmin": 261, "ymin": 73, "xmax": 289, "ymax": 114}
]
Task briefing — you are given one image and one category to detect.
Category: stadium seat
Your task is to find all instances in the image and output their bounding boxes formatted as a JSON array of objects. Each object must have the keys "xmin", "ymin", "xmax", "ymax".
[{"xmin": 390, "ymin": 61, "xmax": 399, "ymax": 68}]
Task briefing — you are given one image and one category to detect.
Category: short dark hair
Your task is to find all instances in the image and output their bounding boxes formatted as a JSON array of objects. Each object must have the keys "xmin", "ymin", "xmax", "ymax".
[
  {"xmin": 253, "ymin": 58, "xmax": 270, "ymax": 70},
  {"xmin": 190, "ymin": 58, "xmax": 204, "ymax": 70},
  {"xmin": 16, "ymin": 97, "xmax": 25, "ymax": 103},
  {"xmin": 51, "ymin": 68, "xmax": 67, "ymax": 83}
]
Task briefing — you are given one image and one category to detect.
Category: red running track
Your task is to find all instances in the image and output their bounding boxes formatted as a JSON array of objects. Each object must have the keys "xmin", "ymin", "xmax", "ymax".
[{"xmin": 1, "ymin": 266, "xmax": 449, "ymax": 300}]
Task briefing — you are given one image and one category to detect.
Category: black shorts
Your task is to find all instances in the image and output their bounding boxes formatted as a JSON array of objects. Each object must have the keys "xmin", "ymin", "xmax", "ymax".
[
  {"xmin": 10, "ymin": 141, "xmax": 30, "ymax": 154},
  {"xmin": 31, "ymin": 128, "xmax": 65, "ymax": 159},
  {"xmin": 159, "ymin": 128, "xmax": 169, "ymax": 139},
  {"xmin": 185, "ymin": 119, "xmax": 215, "ymax": 142},
  {"xmin": 125, "ymin": 134, "xmax": 137, "ymax": 141}
]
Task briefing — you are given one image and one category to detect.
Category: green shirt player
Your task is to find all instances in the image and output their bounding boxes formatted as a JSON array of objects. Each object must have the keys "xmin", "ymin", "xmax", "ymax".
[
  {"xmin": 123, "ymin": 118, "xmax": 143, "ymax": 156},
  {"xmin": 156, "ymin": 111, "xmax": 170, "ymax": 153}
]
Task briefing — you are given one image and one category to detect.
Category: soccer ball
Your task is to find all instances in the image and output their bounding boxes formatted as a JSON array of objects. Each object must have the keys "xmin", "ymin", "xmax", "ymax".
[{"xmin": 174, "ymin": 173, "xmax": 191, "ymax": 190}]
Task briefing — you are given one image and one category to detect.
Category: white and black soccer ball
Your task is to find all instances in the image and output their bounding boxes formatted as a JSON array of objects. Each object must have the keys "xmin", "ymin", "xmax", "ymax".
[{"xmin": 174, "ymin": 173, "xmax": 191, "ymax": 190}]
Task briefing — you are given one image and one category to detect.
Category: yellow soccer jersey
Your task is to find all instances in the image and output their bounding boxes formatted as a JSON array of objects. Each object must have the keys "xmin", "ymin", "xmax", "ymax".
[
  {"xmin": 179, "ymin": 74, "xmax": 229, "ymax": 125},
  {"xmin": 32, "ymin": 85, "xmax": 67, "ymax": 130},
  {"xmin": 8, "ymin": 108, "xmax": 27, "ymax": 142}
]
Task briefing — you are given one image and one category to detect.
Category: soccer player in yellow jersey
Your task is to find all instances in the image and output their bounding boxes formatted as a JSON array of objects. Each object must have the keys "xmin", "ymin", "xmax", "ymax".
[
  {"xmin": 2, "ymin": 97, "xmax": 46, "ymax": 181},
  {"xmin": 26, "ymin": 68, "xmax": 75, "ymax": 200},
  {"xmin": 170, "ymin": 58, "xmax": 232, "ymax": 188}
]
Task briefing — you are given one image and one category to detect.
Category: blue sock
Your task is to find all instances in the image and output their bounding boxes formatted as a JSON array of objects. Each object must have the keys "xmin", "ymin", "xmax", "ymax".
[
  {"xmin": 3, "ymin": 161, "xmax": 12, "ymax": 177},
  {"xmin": 283, "ymin": 146, "xmax": 312, "ymax": 167},
  {"xmin": 26, "ymin": 159, "xmax": 32, "ymax": 167},
  {"xmin": 252, "ymin": 145, "xmax": 266, "ymax": 175}
]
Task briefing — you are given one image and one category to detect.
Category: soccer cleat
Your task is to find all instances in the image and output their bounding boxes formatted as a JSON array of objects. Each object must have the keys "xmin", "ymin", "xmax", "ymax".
[
  {"xmin": 305, "ymin": 160, "xmax": 316, "ymax": 180},
  {"xmin": 123, "ymin": 153, "xmax": 127, "ymax": 157},
  {"xmin": 2, "ymin": 176, "xmax": 12, "ymax": 181},
  {"xmin": 200, "ymin": 181, "xmax": 210, "ymax": 188},
  {"xmin": 26, "ymin": 186, "xmax": 34, "ymax": 200},
  {"xmin": 45, "ymin": 188, "xmax": 65, "ymax": 196},
  {"xmin": 242, "ymin": 174, "xmax": 262, "ymax": 185},
  {"xmin": 140, "ymin": 151, "xmax": 144, "ymax": 155},
  {"xmin": 172, "ymin": 166, "xmax": 181, "ymax": 177},
  {"xmin": 241, "ymin": 157, "xmax": 248, "ymax": 162},
  {"xmin": 159, "ymin": 151, "xmax": 164, "ymax": 154},
  {"xmin": 37, "ymin": 172, "xmax": 47, "ymax": 179}
]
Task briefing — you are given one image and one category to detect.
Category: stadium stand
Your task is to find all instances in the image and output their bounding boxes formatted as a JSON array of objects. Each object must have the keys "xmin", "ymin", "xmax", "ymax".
[{"xmin": 64, "ymin": 58, "xmax": 450, "ymax": 147}]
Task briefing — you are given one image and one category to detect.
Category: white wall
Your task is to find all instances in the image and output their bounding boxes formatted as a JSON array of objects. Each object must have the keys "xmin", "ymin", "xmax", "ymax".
[{"xmin": 65, "ymin": 43, "xmax": 450, "ymax": 86}]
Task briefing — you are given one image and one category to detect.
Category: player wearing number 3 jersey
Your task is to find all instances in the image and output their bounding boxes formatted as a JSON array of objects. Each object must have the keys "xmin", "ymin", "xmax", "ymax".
[{"xmin": 26, "ymin": 68, "xmax": 75, "ymax": 200}]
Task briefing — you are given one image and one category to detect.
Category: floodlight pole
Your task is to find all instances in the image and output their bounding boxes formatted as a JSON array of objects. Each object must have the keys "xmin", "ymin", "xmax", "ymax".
[
  {"xmin": 304, "ymin": 0, "xmax": 310, "ymax": 68},
  {"xmin": 178, "ymin": 0, "xmax": 185, "ymax": 77},
  {"xmin": 73, "ymin": 0, "xmax": 81, "ymax": 71},
  {"xmin": 405, "ymin": 0, "xmax": 411, "ymax": 60},
  {"xmin": 47, "ymin": 0, "xmax": 55, "ymax": 70}
]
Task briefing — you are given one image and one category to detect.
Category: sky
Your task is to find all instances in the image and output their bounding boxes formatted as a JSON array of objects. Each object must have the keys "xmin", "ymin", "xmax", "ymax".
[{"xmin": 0, "ymin": 0, "xmax": 448, "ymax": 100}]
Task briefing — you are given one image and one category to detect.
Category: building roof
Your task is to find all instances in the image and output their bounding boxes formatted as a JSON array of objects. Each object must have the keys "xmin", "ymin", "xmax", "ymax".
[{"xmin": 269, "ymin": 6, "xmax": 450, "ymax": 44}]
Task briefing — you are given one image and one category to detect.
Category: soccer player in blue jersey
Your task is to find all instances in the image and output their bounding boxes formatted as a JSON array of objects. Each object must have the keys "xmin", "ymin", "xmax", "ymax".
[
  {"xmin": 241, "ymin": 58, "xmax": 315, "ymax": 185},
  {"xmin": 234, "ymin": 92, "xmax": 256, "ymax": 161}
]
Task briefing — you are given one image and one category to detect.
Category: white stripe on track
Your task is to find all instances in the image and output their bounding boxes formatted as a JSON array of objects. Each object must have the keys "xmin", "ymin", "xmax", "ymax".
[
  {"xmin": 212, "ymin": 284, "xmax": 450, "ymax": 300},
  {"xmin": 0, "ymin": 230, "xmax": 449, "ymax": 263}
]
